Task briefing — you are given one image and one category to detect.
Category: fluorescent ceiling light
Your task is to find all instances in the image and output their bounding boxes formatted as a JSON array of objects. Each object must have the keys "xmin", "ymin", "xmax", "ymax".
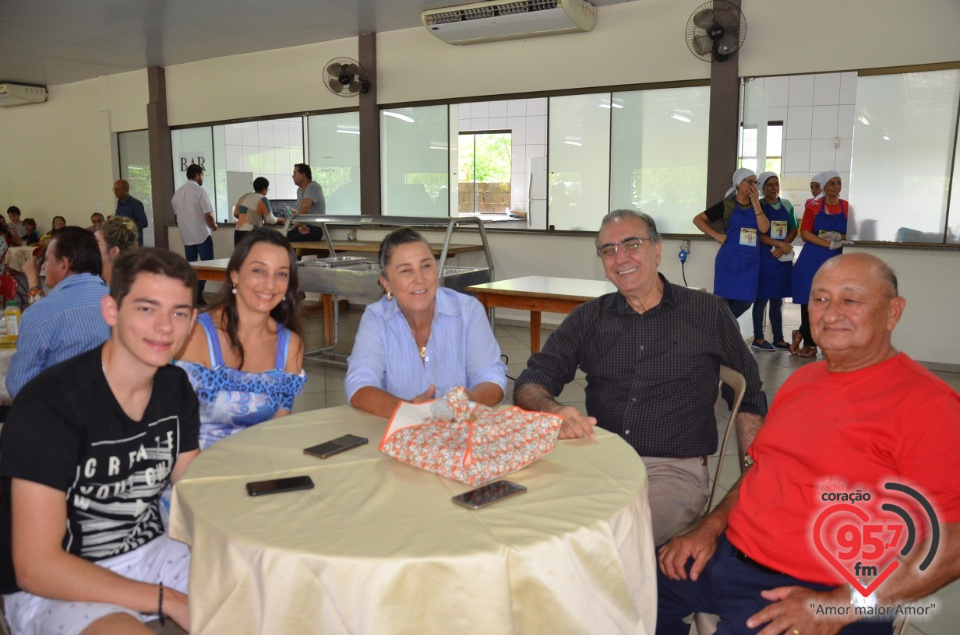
[
  {"xmin": 882, "ymin": 134, "xmax": 891, "ymax": 141},
  {"xmin": 671, "ymin": 113, "xmax": 691, "ymax": 123},
  {"xmin": 337, "ymin": 130, "xmax": 360, "ymax": 135},
  {"xmin": 564, "ymin": 140, "xmax": 582, "ymax": 146},
  {"xmin": 858, "ymin": 115, "xmax": 870, "ymax": 126},
  {"xmin": 383, "ymin": 111, "xmax": 415, "ymax": 123}
]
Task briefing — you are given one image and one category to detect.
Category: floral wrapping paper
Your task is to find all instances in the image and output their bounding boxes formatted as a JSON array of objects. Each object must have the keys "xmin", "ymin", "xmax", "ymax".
[{"xmin": 379, "ymin": 387, "xmax": 563, "ymax": 485}]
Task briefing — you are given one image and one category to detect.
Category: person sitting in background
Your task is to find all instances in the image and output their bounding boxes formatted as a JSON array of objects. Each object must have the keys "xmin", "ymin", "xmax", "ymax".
[
  {"xmin": 0, "ymin": 248, "xmax": 200, "ymax": 634},
  {"xmin": 692, "ymin": 168, "xmax": 770, "ymax": 318},
  {"xmin": 7, "ymin": 227, "xmax": 110, "ymax": 399},
  {"xmin": 86, "ymin": 212, "xmax": 105, "ymax": 233},
  {"xmin": 233, "ymin": 177, "xmax": 278, "ymax": 247},
  {"xmin": 21, "ymin": 218, "xmax": 39, "ymax": 244},
  {"xmin": 96, "ymin": 215, "xmax": 140, "ymax": 285},
  {"xmin": 175, "ymin": 227, "xmax": 306, "ymax": 449},
  {"xmin": 791, "ymin": 170, "xmax": 852, "ymax": 359},
  {"xmin": 346, "ymin": 227, "xmax": 507, "ymax": 418},
  {"xmin": 6, "ymin": 206, "xmax": 26, "ymax": 239},
  {"xmin": 39, "ymin": 215, "xmax": 66, "ymax": 244},
  {"xmin": 286, "ymin": 163, "xmax": 325, "ymax": 242},
  {"xmin": 751, "ymin": 171, "xmax": 798, "ymax": 351},
  {"xmin": 657, "ymin": 254, "xmax": 960, "ymax": 635}
]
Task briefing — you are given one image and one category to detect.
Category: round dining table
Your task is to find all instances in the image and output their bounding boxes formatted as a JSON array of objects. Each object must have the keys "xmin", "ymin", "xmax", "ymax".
[{"xmin": 169, "ymin": 405, "xmax": 656, "ymax": 635}]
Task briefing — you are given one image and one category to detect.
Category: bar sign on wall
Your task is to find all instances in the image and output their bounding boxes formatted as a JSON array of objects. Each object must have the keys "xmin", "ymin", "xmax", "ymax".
[{"xmin": 178, "ymin": 154, "xmax": 207, "ymax": 172}]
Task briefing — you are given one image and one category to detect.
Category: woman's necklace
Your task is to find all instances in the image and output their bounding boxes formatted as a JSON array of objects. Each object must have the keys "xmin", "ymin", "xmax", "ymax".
[{"xmin": 419, "ymin": 345, "xmax": 427, "ymax": 359}]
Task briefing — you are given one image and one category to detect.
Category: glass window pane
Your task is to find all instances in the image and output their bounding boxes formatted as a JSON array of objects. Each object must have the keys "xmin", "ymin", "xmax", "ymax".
[
  {"xmin": 766, "ymin": 124, "xmax": 783, "ymax": 158},
  {"xmin": 458, "ymin": 133, "xmax": 477, "ymax": 213},
  {"xmin": 949, "ymin": 136, "xmax": 960, "ymax": 244},
  {"xmin": 117, "ymin": 130, "xmax": 153, "ymax": 246},
  {"xmin": 381, "ymin": 106, "xmax": 450, "ymax": 217},
  {"xmin": 457, "ymin": 132, "xmax": 511, "ymax": 215},
  {"xmin": 849, "ymin": 69, "xmax": 960, "ymax": 243},
  {"xmin": 741, "ymin": 127, "xmax": 758, "ymax": 157},
  {"xmin": 548, "ymin": 94, "xmax": 611, "ymax": 231},
  {"xmin": 610, "ymin": 86, "xmax": 710, "ymax": 234},
  {"xmin": 308, "ymin": 112, "xmax": 361, "ymax": 215}
]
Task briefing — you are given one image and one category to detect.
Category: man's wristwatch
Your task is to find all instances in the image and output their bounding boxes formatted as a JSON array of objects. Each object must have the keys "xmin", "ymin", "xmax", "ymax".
[{"xmin": 742, "ymin": 454, "xmax": 754, "ymax": 469}]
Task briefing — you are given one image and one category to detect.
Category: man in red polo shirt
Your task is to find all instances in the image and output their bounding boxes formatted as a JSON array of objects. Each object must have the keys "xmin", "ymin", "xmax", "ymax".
[{"xmin": 657, "ymin": 253, "xmax": 960, "ymax": 635}]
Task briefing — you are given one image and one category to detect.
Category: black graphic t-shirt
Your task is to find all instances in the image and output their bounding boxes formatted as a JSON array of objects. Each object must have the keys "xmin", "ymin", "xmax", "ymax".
[{"xmin": 0, "ymin": 345, "xmax": 200, "ymax": 593}]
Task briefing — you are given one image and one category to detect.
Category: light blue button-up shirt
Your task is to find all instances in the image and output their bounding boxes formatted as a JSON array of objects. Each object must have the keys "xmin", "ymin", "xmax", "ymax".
[
  {"xmin": 7, "ymin": 273, "xmax": 111, "ymax": 399},
  {"xmin": 345, "ymin": 287, "xmax": 507, "ymax": 403}
]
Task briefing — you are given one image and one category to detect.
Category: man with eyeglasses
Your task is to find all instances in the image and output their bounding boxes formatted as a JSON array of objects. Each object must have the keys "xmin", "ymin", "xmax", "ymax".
[{"xmin": 514, "ymin": 209, "xmax": 766, "ymax": 546}]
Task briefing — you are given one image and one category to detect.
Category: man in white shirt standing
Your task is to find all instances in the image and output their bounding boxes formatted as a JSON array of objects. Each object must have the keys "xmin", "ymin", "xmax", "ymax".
[{"xmin": 172, "ymin": 163, "xmax": 217, "ymax": 304}]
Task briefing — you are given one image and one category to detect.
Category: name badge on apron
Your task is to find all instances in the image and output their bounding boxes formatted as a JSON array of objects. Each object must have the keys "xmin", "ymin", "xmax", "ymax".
[
  {"xmin": 739, "ymin": 227, "xmax": 757, "ymax": 247},
  {"xmin": 771, "ymin": 220, "xmax": 787, "ymax": 240}
]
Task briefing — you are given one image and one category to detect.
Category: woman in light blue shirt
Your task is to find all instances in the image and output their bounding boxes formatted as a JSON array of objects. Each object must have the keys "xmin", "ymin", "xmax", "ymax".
[{"xmin": 345, "ymin": 227, "xmax": 507, "ymax": 417}]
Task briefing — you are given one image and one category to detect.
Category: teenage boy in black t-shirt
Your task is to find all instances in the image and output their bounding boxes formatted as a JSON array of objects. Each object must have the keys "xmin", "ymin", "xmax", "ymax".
[{"xmin": 0, "ymin": 248, "xmax": 200, "ymax": 634}]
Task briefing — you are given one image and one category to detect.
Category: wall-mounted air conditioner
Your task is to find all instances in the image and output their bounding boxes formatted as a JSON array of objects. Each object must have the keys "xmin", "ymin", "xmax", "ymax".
[
  {"xmin": 0, "ymin": 83, "xmax": 47, "ymax": 107},
  {"xmin": 422, "ymin": 0, "xmax": 597, "ymax": 45}
]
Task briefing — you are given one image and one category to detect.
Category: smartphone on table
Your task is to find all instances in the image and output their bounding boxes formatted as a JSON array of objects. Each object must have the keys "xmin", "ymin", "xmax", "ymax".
[
  {"xmin": 452, "ymin": 480, "xmax": 527, "ymax": 510},
  {"xmin": 246, "ymin": 475, "xmax": 314, "ymax": 497},
  {"xmin": 303, "ymin": 434, "xmax": 368, "ymax": 459}
]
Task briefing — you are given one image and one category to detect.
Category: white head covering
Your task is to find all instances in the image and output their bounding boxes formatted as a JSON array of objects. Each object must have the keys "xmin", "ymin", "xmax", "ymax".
[
  {"xmin": 809, "ymin": 172, "xmax": 823, "ymax": 186},
  {"xmin": 725, "ymin": 168, "xmax": 756, "ymax": 198},
  {"xmin": 820, "ymin": 170, "xmax": 841, "ymax": 185},
  {"xmin": 818, "ymin": 171, "xmax": 841, "ymax": 199},
  {"xmin": 757, "ymin": 171, "xmax": 778, "ymax": 188}
]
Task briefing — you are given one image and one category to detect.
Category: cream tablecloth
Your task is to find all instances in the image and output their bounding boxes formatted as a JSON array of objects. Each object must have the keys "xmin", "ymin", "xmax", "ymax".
[
  {"xmin": 5, "ymin": 246, "xmax": 36, "ymax": 273},
  {"xmin": 169, "ymin": 406, "xmax": 656, "ymax": 635}
]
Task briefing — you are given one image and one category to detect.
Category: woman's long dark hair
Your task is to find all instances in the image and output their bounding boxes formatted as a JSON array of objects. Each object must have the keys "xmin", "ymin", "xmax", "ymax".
[{"xmin": 209, "ymin": 227, "xmax": 302, "ymax": 370}]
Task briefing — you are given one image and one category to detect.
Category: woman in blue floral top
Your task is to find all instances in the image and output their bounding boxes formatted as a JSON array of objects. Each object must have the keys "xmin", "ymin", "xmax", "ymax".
[{"xmin": 175, "ymin": 227, "xmax": 306, "ymax": 449}]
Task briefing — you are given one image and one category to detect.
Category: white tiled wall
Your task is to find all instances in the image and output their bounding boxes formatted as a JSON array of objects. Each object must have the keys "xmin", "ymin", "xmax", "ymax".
[
  {"xmin": 223, "ymin": 118, "xmax": 304, "ymax": 200},
  {"xmin": 459, "ymin": 97, "xmax": 548, "ymax": 214},
  {"xmin": 750, "ymin": 71, "xmax": 858, "ymax": 206}
]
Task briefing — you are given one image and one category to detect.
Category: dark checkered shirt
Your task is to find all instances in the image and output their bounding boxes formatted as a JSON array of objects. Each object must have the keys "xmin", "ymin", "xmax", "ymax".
[{"xmin": 515, "ymin": 274, "xmax": 766, "ymax": 457}]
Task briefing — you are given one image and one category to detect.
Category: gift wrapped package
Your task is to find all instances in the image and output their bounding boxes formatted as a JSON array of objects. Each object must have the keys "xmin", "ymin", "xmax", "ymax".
[{"xmin": 379, "ymin": 387, "xmax": 563, "ymax": 485}]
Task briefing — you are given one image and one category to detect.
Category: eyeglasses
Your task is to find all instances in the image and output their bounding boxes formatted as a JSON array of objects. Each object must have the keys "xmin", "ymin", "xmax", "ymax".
[{"xmin": 596, "ymin": 237, "xmax": 650, "ymax": 258}]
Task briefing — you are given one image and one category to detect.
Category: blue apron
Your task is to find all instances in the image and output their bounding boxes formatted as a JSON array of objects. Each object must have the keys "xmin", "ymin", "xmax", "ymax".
[
  {"xmin": 756, "ymin": 199, "xmax": 793, "ymax": 300},
  {"xmin": 792, "ymin": 199, "xmax": 848, "ymax": 304},
  {"xmin": 713, "ymin": 199, "xmax": 761, "ymax": 302}
]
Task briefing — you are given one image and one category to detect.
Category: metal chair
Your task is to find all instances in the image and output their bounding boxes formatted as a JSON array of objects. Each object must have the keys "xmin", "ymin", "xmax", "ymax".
[
  {"xmin": 691, "ymin": 365, "xmax": 746, "ymax": 635},
  {"xmin": 707, "ymin": 365, "xmax": 747, "ymax": 511}
]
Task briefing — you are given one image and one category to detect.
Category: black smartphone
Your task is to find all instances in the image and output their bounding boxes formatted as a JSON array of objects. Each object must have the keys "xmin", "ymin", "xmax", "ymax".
[
  {"xmin": 303, "ymin": 434, "xmax": 369, "ymax": 459},
  {"xmin": 452, "ymin": 480, "xmax": 527, "ymax": 510},
  {"xmin": 246, "ymin": 475, "xmax": 314, "ymax": 497}
]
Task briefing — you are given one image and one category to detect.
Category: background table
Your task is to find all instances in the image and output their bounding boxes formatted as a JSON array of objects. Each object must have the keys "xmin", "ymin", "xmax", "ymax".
[
  {"xmin": 170, "ymin": 406, "xmax": 656, "ymax": 635},
  {"xmin": 467, "ymin": 276, "xmax": 617, "ymax": 353}
]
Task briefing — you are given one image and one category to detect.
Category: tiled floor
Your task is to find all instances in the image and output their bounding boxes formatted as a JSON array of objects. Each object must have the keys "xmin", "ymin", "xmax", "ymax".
[{"xmin": 295, "ymin": 302, "xmax": 960, "ymax": 635}]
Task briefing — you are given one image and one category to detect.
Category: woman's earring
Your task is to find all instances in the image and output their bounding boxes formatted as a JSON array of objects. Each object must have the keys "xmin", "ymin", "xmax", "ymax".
[
  {"xmin": 232, "ymin": 286, "xmax": 237, "ymax": 295},
  {"xmin": 387, "ymin": 291, "xmax": 393, "ymax": 301}
]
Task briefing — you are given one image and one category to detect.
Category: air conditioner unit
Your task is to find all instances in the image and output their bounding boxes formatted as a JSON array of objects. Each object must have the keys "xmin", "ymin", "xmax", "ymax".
[
  {"xmin": 422, "ymin": 0, "xmax": 596, "ymax": 45},
  {"xmin": 0, "ymin": 83, "xmax": 47, "ymax": 107}
]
